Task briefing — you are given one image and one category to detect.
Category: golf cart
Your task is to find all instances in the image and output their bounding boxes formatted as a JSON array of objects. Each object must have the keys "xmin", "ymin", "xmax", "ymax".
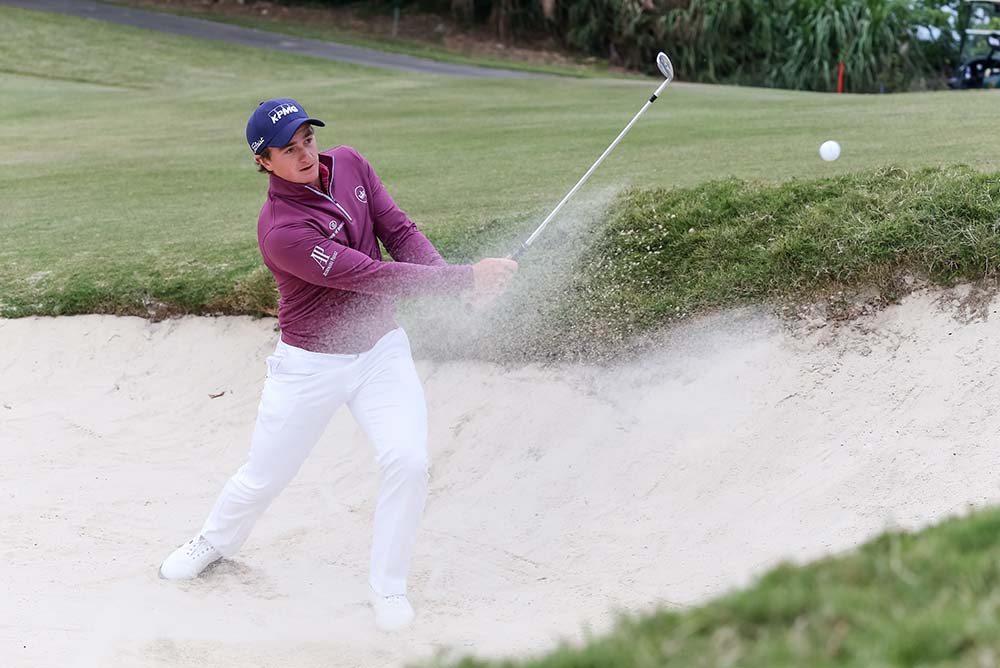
[{"xmin": 949, "ymin": 0, "xmax": 1000, "ymax": 89}]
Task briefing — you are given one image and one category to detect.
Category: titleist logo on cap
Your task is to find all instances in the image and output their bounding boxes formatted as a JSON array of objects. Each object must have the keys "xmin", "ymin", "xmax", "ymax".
[{"xmin": 269, "ymin": 103, "xmax": 300, "ymax": 124}]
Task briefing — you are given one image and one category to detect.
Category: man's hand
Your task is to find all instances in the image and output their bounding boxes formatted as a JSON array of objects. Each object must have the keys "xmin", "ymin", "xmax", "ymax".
[{"xmin": 468, "ymin": 258, "xmax": 519, "ymax": 308}]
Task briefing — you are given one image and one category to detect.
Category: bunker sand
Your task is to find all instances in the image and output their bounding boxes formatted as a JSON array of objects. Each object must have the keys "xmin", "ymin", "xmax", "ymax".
[{"xmin": 3, "ymin": 289, "xmax": 999, "ymax": 667}]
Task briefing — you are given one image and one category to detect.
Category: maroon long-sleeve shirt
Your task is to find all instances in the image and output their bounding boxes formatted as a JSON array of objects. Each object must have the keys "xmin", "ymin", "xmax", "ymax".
[{"xmin": 258, "ymin": 146, "xmax": 474, "ymax": 354}]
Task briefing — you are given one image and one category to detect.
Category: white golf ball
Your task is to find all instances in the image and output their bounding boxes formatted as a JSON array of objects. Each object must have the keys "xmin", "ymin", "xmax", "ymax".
[{"xmin": 819, "ymin": 140, "xmax": 841, "ymax": 161}]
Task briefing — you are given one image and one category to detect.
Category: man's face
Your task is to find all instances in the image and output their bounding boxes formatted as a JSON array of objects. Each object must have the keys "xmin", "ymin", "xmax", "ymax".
[{"xmin": 256, "ymin": 123, "xmax": 319, "ymax": 184}]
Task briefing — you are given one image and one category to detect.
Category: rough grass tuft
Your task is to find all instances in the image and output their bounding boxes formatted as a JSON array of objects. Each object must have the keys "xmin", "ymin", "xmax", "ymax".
[{"xmin": 554, "ymin": 164, "xmax": 1000, "ymax": 355}]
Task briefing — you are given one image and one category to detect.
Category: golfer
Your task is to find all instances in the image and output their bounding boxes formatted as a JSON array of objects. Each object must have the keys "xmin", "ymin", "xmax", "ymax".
[{"xmin": 159, "ymin": 98, "xmax": 518, "ymax": 632}]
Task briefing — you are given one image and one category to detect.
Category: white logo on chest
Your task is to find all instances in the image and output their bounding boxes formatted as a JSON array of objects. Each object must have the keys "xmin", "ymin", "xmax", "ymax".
[{"xmin": 355, "ymin": 186, "xmax": 367, "ymax": 203}]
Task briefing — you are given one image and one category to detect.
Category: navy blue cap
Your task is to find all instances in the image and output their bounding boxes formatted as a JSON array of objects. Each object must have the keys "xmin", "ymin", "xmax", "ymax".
[{"xmin": 246, "ymin": 98, "xmax": 325, "ymax": 155}]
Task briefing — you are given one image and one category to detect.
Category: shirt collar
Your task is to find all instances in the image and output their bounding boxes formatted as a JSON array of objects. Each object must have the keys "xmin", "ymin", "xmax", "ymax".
[{"xmin": 267, "ymin": 153, "xmax": 333, "ymax": 200}]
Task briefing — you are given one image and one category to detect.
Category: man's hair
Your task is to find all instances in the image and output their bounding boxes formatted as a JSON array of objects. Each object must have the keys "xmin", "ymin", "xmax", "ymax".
[
  {"xmin": 256, "ymin": 124, "xmax": 315, "ymax": 174},
  {"xmin": 256, "ymin": 148, "xmax": 272, "ymax": 174}
]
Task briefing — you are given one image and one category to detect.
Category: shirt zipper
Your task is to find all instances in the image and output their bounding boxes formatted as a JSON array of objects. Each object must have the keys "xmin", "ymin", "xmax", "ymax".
[{"xmin": 305, "ymin": 185, "xmax": 354, "ymax": 222}]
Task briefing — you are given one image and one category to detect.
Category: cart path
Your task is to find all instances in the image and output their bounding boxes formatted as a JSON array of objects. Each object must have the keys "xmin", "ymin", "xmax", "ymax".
[{"xmin": 0, "ymin": 0, "xmax": 552, "ymax": 78}]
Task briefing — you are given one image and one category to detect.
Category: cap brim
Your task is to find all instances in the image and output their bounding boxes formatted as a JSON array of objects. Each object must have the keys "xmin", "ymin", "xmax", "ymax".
[{"xmin": 262, "ymin": 117, "xmax": 325, "ymax": 153}]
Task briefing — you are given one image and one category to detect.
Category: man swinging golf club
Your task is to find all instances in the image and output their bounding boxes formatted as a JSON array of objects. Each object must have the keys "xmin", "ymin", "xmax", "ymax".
[{"xmin": 159, "ymin": 98, "xmax": 518, "ymax": 632}]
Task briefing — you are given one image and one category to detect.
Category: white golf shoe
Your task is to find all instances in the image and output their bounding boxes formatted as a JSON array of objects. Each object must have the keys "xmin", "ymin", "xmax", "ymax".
[
  {"xmin": 369, "ymin": 586, "xmax": 415, "ymax": 632},
  {"xmin": 159, "ymin": 535, "xmax": 222, "ymax": 580}
]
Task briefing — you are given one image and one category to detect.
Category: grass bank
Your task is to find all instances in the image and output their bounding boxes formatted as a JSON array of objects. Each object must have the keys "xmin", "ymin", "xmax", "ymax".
[
  {"xmin": 430, "ymin": 507, "xmax": 1000, "ymax": 667},
  {"xmin": 405, "ymin": 164, "xmax": 1000, "ymax": 361},
  {"xmin": 555, "ymin": 164, "xmax": 1000, "ymax": 352}
]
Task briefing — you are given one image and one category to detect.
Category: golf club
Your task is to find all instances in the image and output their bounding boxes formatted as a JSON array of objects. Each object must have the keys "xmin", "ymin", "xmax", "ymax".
[{"xmin": 509, "ymin": 51, "xmax": 675, "ymax": 261}]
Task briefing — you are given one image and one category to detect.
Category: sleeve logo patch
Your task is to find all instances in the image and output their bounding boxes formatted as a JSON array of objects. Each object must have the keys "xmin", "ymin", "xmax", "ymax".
[
  {"xmin": 355, "ymin": 186, "xmax": 367, "ymax": 203},
  {"xmin": 310, "ymin": 244, "xmax": 338, "ymax": 276}
]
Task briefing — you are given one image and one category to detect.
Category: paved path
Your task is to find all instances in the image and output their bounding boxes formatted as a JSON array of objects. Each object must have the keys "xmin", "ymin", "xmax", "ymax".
[{"xmin": 0, "ymin": 0, "xmax": 550, "ymax": 78}]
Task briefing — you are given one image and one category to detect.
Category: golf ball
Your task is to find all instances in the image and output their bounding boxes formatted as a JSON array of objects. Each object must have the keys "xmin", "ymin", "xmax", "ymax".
[{"xmin": 820, "ymin": 140, "xmax": 841, "ymax": 161}]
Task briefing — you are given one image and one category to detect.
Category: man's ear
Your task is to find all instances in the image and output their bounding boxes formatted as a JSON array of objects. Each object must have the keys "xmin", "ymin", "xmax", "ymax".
[{"xmin": 255, "ymin": 155, "xmax": 271, "ymax": 172}]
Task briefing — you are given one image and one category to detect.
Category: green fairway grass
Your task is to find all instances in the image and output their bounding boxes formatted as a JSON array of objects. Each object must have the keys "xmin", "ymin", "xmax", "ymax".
[{"xmin": 2, "ymin": 4, "xmax": 1000, "ymax": 340}]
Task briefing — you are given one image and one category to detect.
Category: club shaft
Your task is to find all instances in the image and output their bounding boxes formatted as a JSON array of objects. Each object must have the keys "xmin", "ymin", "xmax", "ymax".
[{"xmin": 513, "ymin": 78, "xmax": 671, "ymax": 259}]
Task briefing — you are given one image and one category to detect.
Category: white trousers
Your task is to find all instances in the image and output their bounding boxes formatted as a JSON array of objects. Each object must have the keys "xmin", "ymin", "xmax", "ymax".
[{"xmin": 200, "ymin": 327, "xmax": 428, "ymax": 596}]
